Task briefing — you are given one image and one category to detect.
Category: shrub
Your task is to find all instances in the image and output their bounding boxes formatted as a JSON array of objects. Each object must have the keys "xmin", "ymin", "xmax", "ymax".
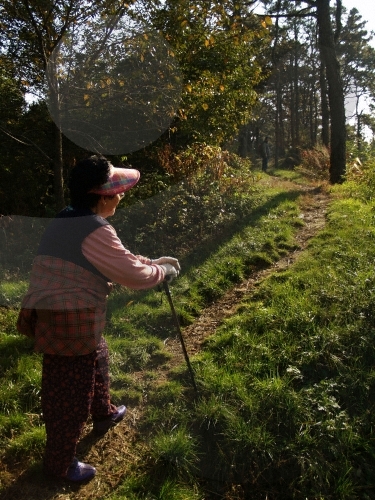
[
  {"xmin": 112, "ymin": 146, "xmax": 260, "ymax": 258},
  {"xmin": 157, "ymin": 143, "xmax": 237, "ymax": 182},
  {"xmin": 343, "ymin": 157, "xmax": 375, "ymax": 202},
  {"xmin": 296, "ymin": 145, "xmax": 330, "ymax": 180}
]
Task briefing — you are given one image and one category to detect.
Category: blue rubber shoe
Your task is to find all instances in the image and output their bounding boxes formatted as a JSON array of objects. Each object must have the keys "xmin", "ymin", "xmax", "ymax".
[
  {"xmin": 92, "ymin": 405, "xmax": 126, "ymax": 435},
  {"xmin": 66, "ymin": 457, "xmax": 96, "ymax": 482}
]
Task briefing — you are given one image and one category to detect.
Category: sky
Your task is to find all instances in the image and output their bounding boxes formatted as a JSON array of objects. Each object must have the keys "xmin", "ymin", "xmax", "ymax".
[
  {"xmin": 342, "ymin": 0, "xmax": 375, "ymax": 45},
  {"xmin": 339, "ymin": 1, "xmax": 375, "ymax": 129},
  {"xmin": 254, "ymin": 0, "xmax": 375, "ymax": 131}
]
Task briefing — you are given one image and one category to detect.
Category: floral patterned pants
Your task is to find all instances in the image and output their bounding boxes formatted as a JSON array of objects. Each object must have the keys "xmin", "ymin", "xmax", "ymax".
[{"xmin": 41, "ymin": 337, "xmax": 113, "ymax": 477}]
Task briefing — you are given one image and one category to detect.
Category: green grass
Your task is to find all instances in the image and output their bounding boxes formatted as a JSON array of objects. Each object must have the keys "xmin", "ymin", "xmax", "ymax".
[
  {"xmin": 3, "ymin": 162, "xmax": 375, "ymax": 498},
  {"xmin": 154, "ymin": 192, "xmax": 375, "ymax": 498},
  {"xmin": 149, "ymin": 427, "xmax": 199, "ymax": 478},
  {"xmin": 108, "ymin": 476, "xmax": 203, "ymax": 500},
  {"xmin": 104, "ymin": 183, "xmax": 375, "ymax": 498},
  {"xmin": 0, "ymin": 279, "xmax": 28, "ymax": 309},
  {"xmin": 4, "ymin": 426, "xmax": 45, "ymax": 461}
]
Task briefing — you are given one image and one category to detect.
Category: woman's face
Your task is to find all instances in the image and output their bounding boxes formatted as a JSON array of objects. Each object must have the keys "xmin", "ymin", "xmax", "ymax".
[{"xmin": 96, "ymin": 193, "xmax": 124, "ymax": 218}]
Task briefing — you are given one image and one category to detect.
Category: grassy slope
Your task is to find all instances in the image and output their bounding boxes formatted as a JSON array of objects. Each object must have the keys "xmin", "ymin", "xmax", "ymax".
[
  {"xmin": 190, "ymin": 196, "xmax": 375, "ymax": 499},
  {"xmin": 1, "ymin": 170, "xmax": 375, "ymax": 499}
]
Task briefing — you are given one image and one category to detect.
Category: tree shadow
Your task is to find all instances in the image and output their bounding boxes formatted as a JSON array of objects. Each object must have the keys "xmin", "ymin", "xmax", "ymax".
[{"xmin": 106, "ymin": 187, "xmax": 311, "ymax": 315}]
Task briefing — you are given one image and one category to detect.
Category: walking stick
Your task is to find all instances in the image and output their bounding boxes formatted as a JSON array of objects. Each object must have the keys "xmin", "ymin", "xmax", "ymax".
[{"xmin": 162, "ymin": 280, "xmax": 198, "ymax": 395}]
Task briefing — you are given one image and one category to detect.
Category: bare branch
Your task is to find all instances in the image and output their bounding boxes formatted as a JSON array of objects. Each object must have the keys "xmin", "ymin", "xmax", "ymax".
[{"xmin": 0, "ymin": 126, "xmax": 52, "ymax": 161}]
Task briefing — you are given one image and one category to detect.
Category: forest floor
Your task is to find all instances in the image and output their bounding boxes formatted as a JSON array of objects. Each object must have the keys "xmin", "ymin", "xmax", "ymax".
[{"xmin": 0, "ymin": 175, "xmax": 332, "ymax": 500}]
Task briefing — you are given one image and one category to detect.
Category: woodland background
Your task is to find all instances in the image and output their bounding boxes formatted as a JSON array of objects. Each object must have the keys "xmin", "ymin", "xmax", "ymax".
[{"xmin": 1, "ymin": 0, "xmax": 375, "ymax": 220}]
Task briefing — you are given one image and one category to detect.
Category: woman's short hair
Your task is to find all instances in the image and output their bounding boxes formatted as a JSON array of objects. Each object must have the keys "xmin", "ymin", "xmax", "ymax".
[{"xmin": 68, "ymin": 155, "xmax": 111, "ymax": 209}]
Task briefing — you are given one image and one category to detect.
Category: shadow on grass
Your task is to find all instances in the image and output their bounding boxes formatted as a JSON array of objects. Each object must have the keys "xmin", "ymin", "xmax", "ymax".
[
  {"xmin": 103, "ymin": 187, "xmax": 315, "ymax": 389},
  {"xmin": 0, "ymin": 333, "xmax": 34, "ymax": 376},
  {"xmin": 0, "ymin": 427, "xmax": 107, "ymax": 500},
  {"xmin": 0, "ymin": 461, "xmax": 84, "ymax": 500},
  {"xmin": 107, "ymin": 187, "xmax": 310, "ymax": 317},
  {"xmin": 180, "ymin": 188, "xmax": 308, "ymax": 269}
]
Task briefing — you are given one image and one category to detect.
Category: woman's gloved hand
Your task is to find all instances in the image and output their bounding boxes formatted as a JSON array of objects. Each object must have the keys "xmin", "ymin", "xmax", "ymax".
[
  {"xmin": 152, "ymin": 256, "xmax": 181, "ymax": 272},
  {"xmin": 160, "ymin": 263, "xmax": 179, "ymax": 282}
]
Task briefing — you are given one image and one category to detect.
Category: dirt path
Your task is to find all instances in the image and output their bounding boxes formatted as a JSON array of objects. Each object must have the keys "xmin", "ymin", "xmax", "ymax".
[{"xmin": 162, "ymin": 184, "xmax": 331, "ymax": 366}]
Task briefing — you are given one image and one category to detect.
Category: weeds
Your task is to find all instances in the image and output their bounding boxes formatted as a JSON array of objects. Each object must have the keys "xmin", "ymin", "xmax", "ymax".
[{"xmin": 296, "ymin": 145, "xmax": 330, "ymax": 181}]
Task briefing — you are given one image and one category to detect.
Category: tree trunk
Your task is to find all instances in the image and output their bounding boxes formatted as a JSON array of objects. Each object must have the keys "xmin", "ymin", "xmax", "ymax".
[
  {"xmin": 47, "ymin": 51, "xmax": 65, "ymax": 212},
  {"xmin": 309, "ymin": 75, "xmax": 318, "ymax": 145},
  {"xmin": 355, "ymin": 96, "xmax": 363, "ymax": 151},
  {"xmin": 316, "ymin": 0, "xmax": 346, "ymax": 183},
  {"xmin": 293, "ymin": 22, "xmax": 300, "ymax": 147},
  {"xmin": 274, "ymin": 70, "xmax": 282, "ymax": 168},
  {"xmin": 272, "ymin": 0, "xmax": 283, "ymax": 169},
  {"xmin": 53, "ymin": 125, "xmax": 65, "ymax": 212},
  {"xmin": 319, "ymin": 61, "xmax": 330, "ymax": 147}
]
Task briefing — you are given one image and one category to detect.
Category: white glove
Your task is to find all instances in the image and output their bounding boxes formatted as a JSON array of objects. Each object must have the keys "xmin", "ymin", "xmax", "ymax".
[
  {"xmin": 160, "ymin": 263, "xmax": 178, "ymax": 282},
  {"xmin": 152, "ymin": 256, "xmax": 181, "ymax": 272}
]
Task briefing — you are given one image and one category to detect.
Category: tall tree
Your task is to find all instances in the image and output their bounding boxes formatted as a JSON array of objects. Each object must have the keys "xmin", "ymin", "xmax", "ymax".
[
  {"xmin": 315, "ymin": 0, "xmax": 346, "ymax": 183},
  {"xmin": 271, "ymin": 0, "xmax": 283, "ymax": 167},
  {"xmin": 319, "ymin": 60, "xmax": 330, "ymax": 147},
  {"xmin": 338, "ymin": 7, "xmax": 375, "ymax": 149},
  {"xmin": 262, "ymin": 0, "xmax": 347, "ymax": 181},
  {"xmin": 150, "ymin": 0, "xmax": 271, "ymax": 148},
  {"xmin": 0, "ymin": 0, "xmax": 127, "ymax": 210}
]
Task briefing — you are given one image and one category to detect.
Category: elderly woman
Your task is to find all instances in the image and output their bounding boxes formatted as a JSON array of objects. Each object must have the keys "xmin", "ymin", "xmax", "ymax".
[{"xmin": 17, "ymin": 155, "xmax": 180, "ymax": 483}]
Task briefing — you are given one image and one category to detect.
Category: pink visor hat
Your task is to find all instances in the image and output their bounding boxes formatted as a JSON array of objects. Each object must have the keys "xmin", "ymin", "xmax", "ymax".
[{"xmin": 90, "ymin": 166, "xmax": 140, "ymax": 196}]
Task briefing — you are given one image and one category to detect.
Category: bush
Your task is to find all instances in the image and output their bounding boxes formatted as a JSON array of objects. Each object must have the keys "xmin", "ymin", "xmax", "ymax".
[
  {"xmin": 157, "ymin": 143, "xmax": 238, "ymax": 182},
  {"xmin": 343, "ymin": 156, "xmax": 375, "ymax": 202},
  {"xmin": 112, "ymin": 145, "xmax": 261, "ymax": 258},
  {"xmin": 296, "ymin": 145, "xmax": 330, "ymax": 180}
]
